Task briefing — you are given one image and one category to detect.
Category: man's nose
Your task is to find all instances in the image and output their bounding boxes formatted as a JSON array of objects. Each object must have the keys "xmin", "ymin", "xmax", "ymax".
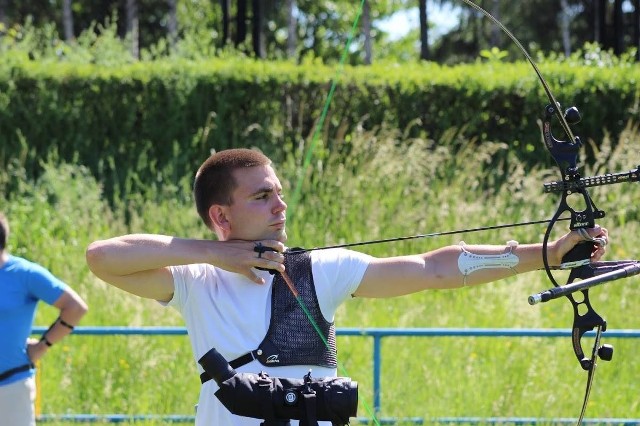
[{"xmin": 273, "ymin": 195, "xmax": 287, "ymax": 212}]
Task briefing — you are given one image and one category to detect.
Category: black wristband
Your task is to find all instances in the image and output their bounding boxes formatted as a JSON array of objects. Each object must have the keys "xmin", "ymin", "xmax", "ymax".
[
  {"xmin": 58, "ymin": 318, "xmax": 75, "ymax": 330},
  {"xmin": 40, "ymin": 335, "xmax": 53, "ymax": 347}
]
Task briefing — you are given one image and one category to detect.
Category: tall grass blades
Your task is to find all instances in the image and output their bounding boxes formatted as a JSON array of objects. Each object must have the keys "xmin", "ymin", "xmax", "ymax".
[{"xmin": 0, "ymin": 121, "xmax": 638, "ymax": 424}]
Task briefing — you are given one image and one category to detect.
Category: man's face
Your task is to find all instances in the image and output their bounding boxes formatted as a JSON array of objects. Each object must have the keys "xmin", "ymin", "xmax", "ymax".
[{"xmin": 225, "ymin": 165, "xmax": 287, "ymax": 242}]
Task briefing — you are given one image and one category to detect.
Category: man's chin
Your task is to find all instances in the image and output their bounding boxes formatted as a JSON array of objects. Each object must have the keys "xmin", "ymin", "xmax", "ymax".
[
  {"xmin": 275, "ymin": 230, "xmax": 288, "ymax": 243},
  {"xmin": 252, "ymin": 229, "xmax": 287, "ymax": 244}
]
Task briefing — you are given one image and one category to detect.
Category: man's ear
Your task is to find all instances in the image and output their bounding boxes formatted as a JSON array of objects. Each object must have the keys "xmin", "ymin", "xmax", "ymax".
[{"xmin": 209, "ymin": 205, "xmax": 230, "ymax": 231}]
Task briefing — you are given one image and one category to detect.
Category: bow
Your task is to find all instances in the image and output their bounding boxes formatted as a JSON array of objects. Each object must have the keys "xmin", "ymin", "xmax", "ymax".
[
  {"xmin": 532, "ymin": 102, "xmax": 640, "ymax": 424},
  {"xmin": 285, "ymin": 1, "xmax": 640, "ymax": 424},
  {"xmin": 455, "ymin": 1, "xmax": 640, "ymax": 423}
]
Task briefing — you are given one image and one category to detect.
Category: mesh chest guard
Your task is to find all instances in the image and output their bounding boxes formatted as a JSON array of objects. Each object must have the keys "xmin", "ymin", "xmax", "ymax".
[{"xmin": 252, "ymin": 250, "xmax": 337, "ymax": 368}]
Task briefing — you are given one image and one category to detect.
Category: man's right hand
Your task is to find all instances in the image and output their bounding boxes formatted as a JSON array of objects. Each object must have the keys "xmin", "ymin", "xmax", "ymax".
[{"xmin": 212, "ymin": 239, "xmax": 286, "ymax": 284}]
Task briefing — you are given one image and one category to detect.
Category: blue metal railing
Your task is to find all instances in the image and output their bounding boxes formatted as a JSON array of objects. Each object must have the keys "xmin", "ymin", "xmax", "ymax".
[{"xmin": 32, "ymin": 326, "xmax": 640, "ymax": 425}]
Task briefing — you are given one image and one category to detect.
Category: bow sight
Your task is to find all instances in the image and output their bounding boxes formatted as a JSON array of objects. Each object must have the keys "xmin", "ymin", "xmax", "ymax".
[{"xmin": 541, "ymin": 103, "xmax": 640, "ymax": 204}]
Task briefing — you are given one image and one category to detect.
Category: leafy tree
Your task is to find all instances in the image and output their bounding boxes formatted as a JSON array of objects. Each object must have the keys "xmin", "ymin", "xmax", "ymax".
[{"xmin": 1, "ymin": 0, "xmax": 639, "ymax": 64}]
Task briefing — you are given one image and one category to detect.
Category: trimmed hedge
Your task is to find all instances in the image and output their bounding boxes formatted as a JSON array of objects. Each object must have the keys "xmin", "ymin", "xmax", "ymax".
[{"xmin": 1, "ymin": 52, "xmax": 639, "ymax": 202}]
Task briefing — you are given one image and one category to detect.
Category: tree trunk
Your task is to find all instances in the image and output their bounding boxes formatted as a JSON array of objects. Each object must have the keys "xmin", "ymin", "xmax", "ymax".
[
  {"xmin": 220, "ymin": 0, "xmax": 230, "ymax": 46},
  {"xmin": 560, "ymin": 0, "xmax": 571, "ymax": 56},
  {"xmin": 613, "ymin": 0, "xmax": 623, "ymax": 54},
  {"xmin": 236, "ymin": 0, "xmax": 248, "ymax": 46},
  {"xmin": 635, "ymin": 0, "xmax": 640, "ymax": 60},
  {"xmin": 419, "ymin": 0, "xmax": 429, "ymax": 60},
  {"xmin": 252, "ymin": 0, "xmax": 265, "ymax": 58},
  {"xmin": 62, "ymin": 0, "xmax": 75, "ymax": 41},
  {"xmin": 490, "ymin": 0, "xmax": 500, "ymax": 47},
  {"xmin": 284, "ymin": 0, "xmax": 295, "ymax": 129},
  {"xmin": 0, "ymin": 0, "xmax": 5, "ymax": 30},
  {"xmin": 126, "ymin": 0, "xmax": 139, "ymax": 59},
  {"xmin": 362, "ymin": 0, "xmax": 372, "ymax": 64},
  {"xmin": 592, "ymin": 0, "xmax": 599, "ymax": 43},
  {"xmin": 286, "ymin": 0, "xmax": 297, "ymax": 58},
  {"xmin": 471, "ymin": 1, "xmax": 480, "ymax": 56},
  {"xmin": 168, "ymin": 0, "xmax": 178, "ymax": 50},
  {"xmin": 597, "ymin": 0, "xmax": 607, "ymax": 46}
]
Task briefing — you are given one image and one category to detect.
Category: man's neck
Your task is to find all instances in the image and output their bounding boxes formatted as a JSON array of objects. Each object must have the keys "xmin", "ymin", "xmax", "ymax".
[{"xmin": 0, "ymin": 251, "xmax": 8, "ymax": 268}]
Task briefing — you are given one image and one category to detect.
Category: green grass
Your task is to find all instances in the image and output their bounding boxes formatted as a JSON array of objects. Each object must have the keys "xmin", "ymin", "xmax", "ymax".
[{"xmin": 2, "ymin": 121, "xmax": 640, "ymax": 425}]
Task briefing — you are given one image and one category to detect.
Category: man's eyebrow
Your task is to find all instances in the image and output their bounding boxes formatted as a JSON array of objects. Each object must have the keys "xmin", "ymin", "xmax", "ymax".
[
  {"xmin": 249, "ymin": 185, "xmax": 275, "ymax": 197},
  {"xmin": 249, "ymin": 184, "xmax": 283, "ymax": 197}
]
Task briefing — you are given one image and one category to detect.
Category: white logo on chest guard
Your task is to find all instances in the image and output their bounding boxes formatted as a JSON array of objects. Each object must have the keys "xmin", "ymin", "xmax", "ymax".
[{"xmin": 266, "ymin": 355, "xmax": 280, "ymax": 363}]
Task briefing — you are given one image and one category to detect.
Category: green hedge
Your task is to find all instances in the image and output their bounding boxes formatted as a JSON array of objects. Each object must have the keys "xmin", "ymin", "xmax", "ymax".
[{"xmin": 1, "ymin": 52, "xmax": 639, "ymax": 202}]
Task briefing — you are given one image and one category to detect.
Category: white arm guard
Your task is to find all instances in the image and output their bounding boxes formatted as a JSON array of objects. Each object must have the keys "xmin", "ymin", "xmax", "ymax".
[{"xmin": 458, "ymin": 240, "xmax": 520, "ymax": 285}]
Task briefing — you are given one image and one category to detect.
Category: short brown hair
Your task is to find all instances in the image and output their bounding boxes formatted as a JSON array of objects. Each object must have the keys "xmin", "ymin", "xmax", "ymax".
[
  {"xmin": 0, "ymin": 212, "xmax": 9, "ymax": 250},
  {"xmin": 193, "ymin": 148, "xmax": 271, "ymax": 229}
]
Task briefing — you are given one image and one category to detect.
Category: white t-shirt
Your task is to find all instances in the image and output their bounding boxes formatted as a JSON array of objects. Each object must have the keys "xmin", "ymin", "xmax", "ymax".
[{"xmin": 167, "ymin": 248, "xmax": 372, "ymax": 426}]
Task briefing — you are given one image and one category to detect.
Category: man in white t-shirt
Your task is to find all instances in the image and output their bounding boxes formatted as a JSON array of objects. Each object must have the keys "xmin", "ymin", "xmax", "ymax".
[{"xmin": 86, "ymin": 148, "xmax": 608, "ymax": 426}]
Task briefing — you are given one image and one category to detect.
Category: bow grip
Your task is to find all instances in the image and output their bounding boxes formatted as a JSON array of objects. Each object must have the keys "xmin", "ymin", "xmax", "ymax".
[{"xmin": 560, "ymin": 240, "xmax": 595, "ymax": 269}]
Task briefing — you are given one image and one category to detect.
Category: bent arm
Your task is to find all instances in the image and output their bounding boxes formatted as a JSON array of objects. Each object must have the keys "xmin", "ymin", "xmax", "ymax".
[
  {"xmin": 54, "ymin": 287, "xmax": 89, "ymax": 325},
  {"xmin": 29, "ymin": 287, "xmax": 88, "ymax": 362},
  {"xmin": 85, "ymin": 234, "xmax": 211, "ymax": 302},
  {"xmin": 85, "ymin": 234, "xmax": 287, "ymax": 301}
]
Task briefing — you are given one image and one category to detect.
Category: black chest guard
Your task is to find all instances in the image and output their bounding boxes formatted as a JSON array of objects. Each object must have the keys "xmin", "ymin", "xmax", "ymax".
[{"xmin": 252, "ymin": 250, "xmax": 337, "ymax": 368}]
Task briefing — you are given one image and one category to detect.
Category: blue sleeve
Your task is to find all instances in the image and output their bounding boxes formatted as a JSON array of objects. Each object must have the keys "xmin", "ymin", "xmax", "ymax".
[{"xmin": 26, "ymin": 262, "xmax": 68, "ymax": 305}]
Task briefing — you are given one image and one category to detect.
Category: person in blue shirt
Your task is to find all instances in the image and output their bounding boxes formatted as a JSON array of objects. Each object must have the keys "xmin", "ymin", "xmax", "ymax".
[{"xmin": 0, "ymin": 212, "xmax": 88, "ymax": 426}]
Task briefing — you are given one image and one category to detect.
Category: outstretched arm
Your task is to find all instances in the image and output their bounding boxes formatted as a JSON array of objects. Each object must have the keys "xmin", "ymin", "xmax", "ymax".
[{"xmin": 354, "ymin": 226, "xmax": 608, "ymax": 298}]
